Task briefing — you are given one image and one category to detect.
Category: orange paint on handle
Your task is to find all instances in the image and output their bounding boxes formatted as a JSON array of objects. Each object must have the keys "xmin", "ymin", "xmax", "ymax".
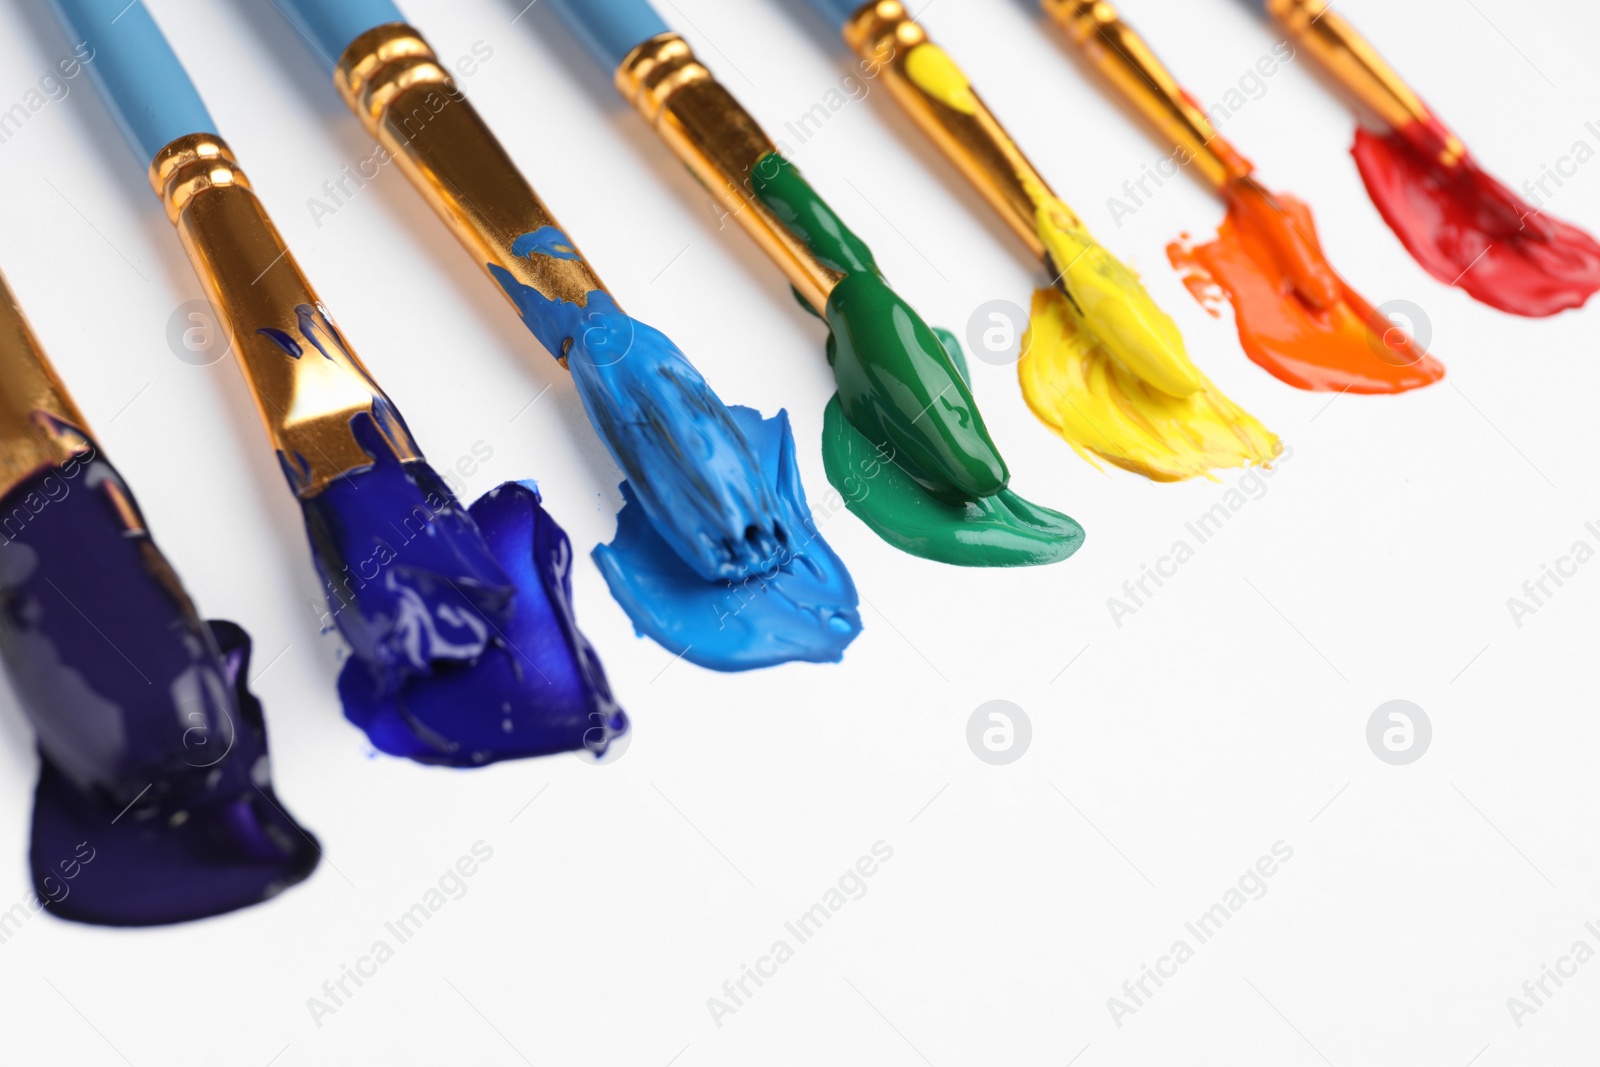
[{"xmin": 1167, "ymin": 178, "xmax": 1445, "ymax": 394}]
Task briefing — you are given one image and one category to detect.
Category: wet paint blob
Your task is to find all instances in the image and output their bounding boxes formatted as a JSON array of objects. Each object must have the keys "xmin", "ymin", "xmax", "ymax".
[
  {"xmin": 1021, "ymin": 181, "xmax": 1277, "ymax": 480},
  {"xmin": 820, "ymin": 394, "xmax": 1083, "ymax": 568},
  {"xmin": 1352, "ymin": 121, "xmax": 1600, "ymax": 317},
  {"xmin": 491, "ymin": 228, "xmax": 861, "ymax": 670},
  {"xmin": 1019, "ymin": 287, "xmax": 1280, "ymax": 481},
  {"xmin": 307, "ymin": 415, "xmax": 626, "ymax": 765},
  {"xmin": 492, "ymin": 228, "xmax": 785, "ymax": 584},
  {"xmin": 0, "ymin": 441, "xmax": 318, "ymax": 926},
  {"xmin": 748, "ymin": 151, "xmax": 1081, "ymax": 565},
  {"xmin": 1167, "ymin": 179, "xmax": 1446, "ymax": 394},
  {"xmin": 595, "ymin": 406, "xmax": 861, "ymax": 671}
]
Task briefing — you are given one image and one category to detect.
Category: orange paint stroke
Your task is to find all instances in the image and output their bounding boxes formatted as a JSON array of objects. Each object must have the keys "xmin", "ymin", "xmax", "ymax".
[{"xmin": 1166, "ymin": 178, "xmax": 1445, "ymax": 394}]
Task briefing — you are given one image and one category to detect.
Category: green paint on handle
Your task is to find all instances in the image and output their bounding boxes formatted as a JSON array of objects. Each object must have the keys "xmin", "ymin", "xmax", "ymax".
[
  {"xmin": 751, "ymin": 150, "xmax": 1082, "ymax": 566},
  {"xmin": 820, "ymin": 396, "xmax": 1084, "ymax": 568}
]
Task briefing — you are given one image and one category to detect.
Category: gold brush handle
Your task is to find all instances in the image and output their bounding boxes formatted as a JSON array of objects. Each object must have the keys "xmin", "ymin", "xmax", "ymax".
[
  {"xmin": 150, "ymin": 134, "xmax": 420, "ymax": 497},
  {"xmin": 1265, "ymin": 0, "xmax": 1462, "ymax": 163},
  {"xmin": 1042, "ymin": 0, "xmax": 1252, "ymax": 190},
  {"xmin": 844, "ymin": 0, "xmax": 1055, "ymax": 261},
  {"xmin": 337, "ymin": 24, "xmax": 611, "ymax": 334},
  {"xmin": 617, "ymin": 33, "xmax": 843, "ymax": 314},
  {"xmin": 0, "ymin": 272, "xmax": 94, "ymax": 499}
]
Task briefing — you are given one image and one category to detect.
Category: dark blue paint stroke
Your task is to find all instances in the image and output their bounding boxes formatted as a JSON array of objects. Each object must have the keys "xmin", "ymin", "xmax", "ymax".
[
  {"xmin": 307, "ymin": 417, "xmax": 625, "ymax": 765},
  {"xmin": 594, "ymin": 406, "xmax": 861, "ymax": 671},
  {"xmin": 0, "ymin": 439, "xmax": 318, "ymax": 926},
  {"xmin": 489, "ymin": 229, "xmax": 787, "ymax": 584}
]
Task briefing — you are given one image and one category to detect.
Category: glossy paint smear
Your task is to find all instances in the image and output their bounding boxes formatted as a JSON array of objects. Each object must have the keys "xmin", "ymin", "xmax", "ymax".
[
  {"xmin": 595, "ymin": 406, "xmax": 861, "ymax": 670},
  {"xmin": 749, "ymin": 152, "xmax": 1083, "ymax": 567},
  {"xmin": 1022, "ymin": 181, "xmax": 1278, "ymax": 479},
  {"xmin": 0, "ymin": 438, "xmax": 318, "ymax": 926},
  {"xmin": 1352, "ymin": 120, "xmax": 1600, "ymax": 317},
  {"xmin": 492, "ymin": 228, "xmax": 784, "ymax": 583},
  {"xmin": 896, "ymin": 42, "xmax": 1274, "ymax": 480},
  {"xmin": 1167, "ymin": 178, "xmax": 1445, "ymax": 394},
  {"xmin": 309, "ymin": 415, "xmax": 627, "ymax": 764},
  {"xmin": 492, "ymin": 227, "xmax": 861, "ymax": 667}
]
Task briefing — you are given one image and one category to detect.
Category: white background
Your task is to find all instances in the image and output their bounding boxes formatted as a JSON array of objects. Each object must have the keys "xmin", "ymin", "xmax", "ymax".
[{"xmin": 1, "ymin": 0, "xmax": 1598, "ymax": 1062}]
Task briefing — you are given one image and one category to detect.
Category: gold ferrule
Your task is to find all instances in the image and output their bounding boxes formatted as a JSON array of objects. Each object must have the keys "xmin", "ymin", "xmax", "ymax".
[
  {"xmin": 1043, "ymin": 0, "xmax": 1253, "ymax": 190},
  {"xmin": 845, "ymin": 1, "xmax": 1052, "ymax": 261},
  {"xmin": 149, "ymin": 133, "xmax": 418, "ymax": 497},
  {"xmin": 0, "ymin": 272, "xmax": 94, "ymax": 501},
  {"xmin": 336, "ymin": 22, "xmax": 607, "ymax": 342},
  {"xmin": 1265, "ymin": 0, "xmax": 1462, "ymax": 164},
  {"xmin": 616, "ymin": 32, "xmax": 843, "ymax": 313}
]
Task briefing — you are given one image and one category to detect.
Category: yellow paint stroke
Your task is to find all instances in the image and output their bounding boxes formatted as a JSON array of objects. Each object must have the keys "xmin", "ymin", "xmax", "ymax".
[
  {"xmin": 905, "ymin": 43, "xmax": 979, "ymax": 115},
  {"xmin": 1020, "ymin": 286, "xmax": 1280, "ymax": 482},
  {"xmin": 1018, "ymin": 178, "xmax": 1279, "ymax": 479}
]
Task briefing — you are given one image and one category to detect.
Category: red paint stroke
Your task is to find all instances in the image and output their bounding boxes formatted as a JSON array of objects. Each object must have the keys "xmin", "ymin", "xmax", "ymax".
[
  {"xmin": 1167, "ymin": 178, "xmax": 1445, "ymax": 394},
  {"xmin": 1352, "ymin": 119, "xmax": 1600, "ymax": 317}
]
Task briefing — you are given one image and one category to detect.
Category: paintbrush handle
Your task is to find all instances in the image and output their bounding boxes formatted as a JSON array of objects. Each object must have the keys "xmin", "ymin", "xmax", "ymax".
[
  {"xmin": 274, "ymin": 0, "xmax": 406, "ymax": 69},
  {"xmin": 334, "ymin": 23, "xmax": 611, "ymax": 333},
  {"xmin": 616, "ymin": 34, "xmax": 845, "ymax": 313},
  {"xmin": 1041, "ymin": 0, "xmax": 1252, "ymax": 190},
  {"xmin": 545, "ymin": 0, "xmax": 672, "ymax": 71},
  {"xmin": 1263, "ymin": 0, "xmax": 1462, "ymax": 163},
  {"xmin": 47, "ymin": 0, "xmax": 216, "ymax": 162},
  {"xmin": 0, "ymin": 273, "xmax": 94, "ymax": 501},
  {"xmin": 841, "ymin": 1, "xmax": 1058, "ymax": 263},
  {"xmin": 148, "ymin": 134, "xmax": 421, "ymax": 495}
]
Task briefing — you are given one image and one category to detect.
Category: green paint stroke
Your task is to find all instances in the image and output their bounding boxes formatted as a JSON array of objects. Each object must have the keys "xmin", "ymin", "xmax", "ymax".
[{"xmin": 750, "ymin": 151, "xmax": 1083, "ymax": 567}]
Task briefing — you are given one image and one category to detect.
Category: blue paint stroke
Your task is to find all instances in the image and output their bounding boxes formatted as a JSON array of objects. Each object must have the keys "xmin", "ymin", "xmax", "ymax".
[
  {"xmin": 489, "ymin": 227, "xmax": 785, "ymax": 584},
  {"xmin": 308, "ymin": 415, "xmax": 625, "ymax": 765},
  {"xmin": 490, "ymin": 228, "xmax": 863, "ymax": 670},
  {"xmin": 594, "ymin": 406, "xmax": 861, "ymax": 671},
  {"xmin": 0, "ymin": 435, "xmax": 318, "ymax": 926}
]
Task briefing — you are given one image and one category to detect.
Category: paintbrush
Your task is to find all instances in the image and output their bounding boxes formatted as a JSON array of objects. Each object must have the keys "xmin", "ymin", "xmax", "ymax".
[
  {"xmin": 1257, "ymin": 0, "xmax": 1600, "ymax": 316},
  {"xmin": 798, "ymin": 0, "xmax": 1280, "ymax": 482},
  {"xmin": 47, "ymin": 0, "xmax": 627, "ymax": 765},
  {"xmin": 268, "ymin": 0, "xmax": 862, "ymax": 672},
  {"xmin": 0, "ymin": 268, "xmax": 320, "ymax": 925},
  {"xmin": 1042, "ymin": 0, "xmax": 1445, "ymax": 394},
  {"xmin": 541, "ymin": 0, "xmax": 1085, "ymax": 567}
]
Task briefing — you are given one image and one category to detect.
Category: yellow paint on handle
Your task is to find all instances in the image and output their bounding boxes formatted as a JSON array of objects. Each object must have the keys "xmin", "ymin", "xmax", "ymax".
[
  {"xmin": 1017, "ymin": 178, "xmax": 1280, "ymax": 480},
  {"xmin": 1019, "ymin": 287, "xmax": 1280, "ymax": 482},
  {"xmin": 905, "ymin": 43, "xmax": 980, "ymax": 115}
]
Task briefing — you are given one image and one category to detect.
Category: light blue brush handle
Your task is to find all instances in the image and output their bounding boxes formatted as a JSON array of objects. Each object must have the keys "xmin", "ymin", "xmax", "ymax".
[
  {"xmin": 544, "ymin": 0, "xmax": 671, "ymax": 72},
  {"xmin": 47, "ymin": 0, "xmax": 216, "ymax": 164},
  {"xmin": 274, "ymin": 0, "xmax": 407, "ymax": 72},
  {"xmin": 801, "ymin": 0, "xmax": 864, "ymax": 31}
]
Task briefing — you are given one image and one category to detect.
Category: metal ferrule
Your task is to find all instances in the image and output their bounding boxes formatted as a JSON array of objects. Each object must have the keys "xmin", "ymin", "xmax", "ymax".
[
  {"xmin": 1264, "ymin": 0, "xmax": 1463, "ymax": 166},
  {"xmin": 845, "ymin": 0, "xmax": 1055, "ymax": 262},
  {"xmin": 0, "ymin": 274, "xmax": 94, "ymax": 501},
  {"xmin": 336, "ymin": 21, "xmax": 608, "ymax": 346},
  {"xmin": 616, "ymin": 32, "xmax": 844, "ymax": 314},
  {"xmin": 1042, "ymin": 0, "xmax": 1254, "ymax": 191},
  {"xmin": 149, "ymin": 133, "xmax": 419, "ymax": 497}
]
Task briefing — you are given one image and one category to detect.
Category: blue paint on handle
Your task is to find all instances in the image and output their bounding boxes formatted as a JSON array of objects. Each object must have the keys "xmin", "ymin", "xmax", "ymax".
[
  {"xmin": 594, "ymin": 406, "xmax": 862, "ymax": 672},
  {"xmin": 545, "ymin": 0, "xmax": 671, "ymax": 71},
  {"xmin": 800, "ymin": 0, "xmax": 867, "ymax": 31},
  {"xmin": 47, "ymin": 0, "xmax": 217, "ymax": 164},
  {"xmin": 274, "ymin": 0, "xmax": 408, "ymax": 71}
]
